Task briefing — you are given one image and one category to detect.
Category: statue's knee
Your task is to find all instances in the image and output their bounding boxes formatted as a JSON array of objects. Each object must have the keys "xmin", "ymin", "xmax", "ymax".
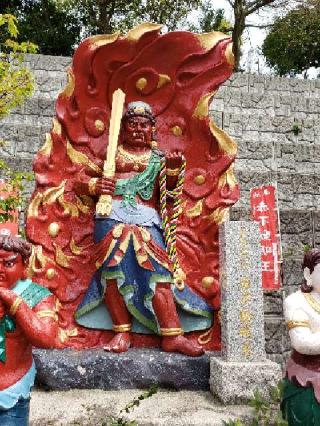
[{"xmin": 155, "ymin": 283, "xmax": 171, "ymax": 296}]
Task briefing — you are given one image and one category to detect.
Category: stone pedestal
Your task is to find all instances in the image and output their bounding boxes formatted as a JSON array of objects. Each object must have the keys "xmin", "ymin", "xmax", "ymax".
[
  {"xmin": 210, "ymin": 357, "xmax": 281, "ymax": 404},
  {"xmin": 210, "ymin": 221, "xmax": 281, "ymax": 403},
  {"xmin": 33, "ymin": 348, "xmax": 211, "ymax": 391}
]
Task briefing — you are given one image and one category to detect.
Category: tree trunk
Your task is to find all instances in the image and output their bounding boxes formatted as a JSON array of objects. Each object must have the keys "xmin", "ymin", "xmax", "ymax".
[
  {"xmin": 232, "ymin": 0, "xmax": 246, "ymax": 71},
  {"xmin": 97, "ymin": 0, "xmax": 113, "ymax": 34}
]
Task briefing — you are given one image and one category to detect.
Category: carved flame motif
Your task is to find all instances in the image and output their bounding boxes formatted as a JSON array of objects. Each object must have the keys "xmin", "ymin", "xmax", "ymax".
[{"xmin": 26, "ymin": 24, "xmax": 239, "ymax": 350}]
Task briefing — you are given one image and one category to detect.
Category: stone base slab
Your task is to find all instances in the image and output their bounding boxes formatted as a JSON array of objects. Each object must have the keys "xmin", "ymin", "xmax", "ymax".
[
  {"xmin": 31, "ymin": 388, "xmax": 254, "ymax": 425},
  {"xmin": 210, "ymin": 356, "xmax": 282, "ymax": 404},
  {"xmin": 33, "ymin": 348, "xmax": 211, "ymax": 391}
]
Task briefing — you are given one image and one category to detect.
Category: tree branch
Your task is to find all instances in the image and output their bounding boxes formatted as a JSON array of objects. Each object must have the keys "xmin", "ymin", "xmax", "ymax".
[
  {"xmin": 246, "ymin": 0, "xmax": 278, "ymax": 15},
  {"xmin": 246, "ymin": 23, "xmax": 273, "ymax": 28}
]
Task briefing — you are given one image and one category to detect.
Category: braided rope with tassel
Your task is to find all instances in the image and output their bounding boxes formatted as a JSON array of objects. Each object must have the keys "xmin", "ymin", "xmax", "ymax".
[{"xmin": 159, "ymin": 155, "xmax": 186, "ymax": 290}]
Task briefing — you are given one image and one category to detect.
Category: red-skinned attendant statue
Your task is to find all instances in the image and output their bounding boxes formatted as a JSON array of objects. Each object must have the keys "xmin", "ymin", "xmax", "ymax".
[
  {"xmin": 0, "ymin": 235, "xmax": 59, "ymax": 425},
  {"xmin": 74, "ymin": 101, "xmax": 213, "ymax": 356}
]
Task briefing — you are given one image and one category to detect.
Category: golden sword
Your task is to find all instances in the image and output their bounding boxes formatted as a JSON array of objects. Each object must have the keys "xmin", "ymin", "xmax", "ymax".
[{"xmin": 96, "ymin": 88, "xmax": 126, "ymax": 216}]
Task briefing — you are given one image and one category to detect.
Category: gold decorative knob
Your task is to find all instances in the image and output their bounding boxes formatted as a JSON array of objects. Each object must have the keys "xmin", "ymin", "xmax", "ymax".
[
  {"xmin": 48, "ymin": 222, "xmax": 60, "ymax": 238},
  {"xmin": 46, "ymin": 268, "xmax": 56, "ymax": 280},
  {"xmin": 202, "ymin": 276, "xmax": 214, "ymax": 288},
  {"xmin": 171, "ymin": 125, "xmax": 182, "ymax": 136},
  {"xmin": 194, "ymin": 175, "xmax": 206, "ymax": 185},
  {"xmin": 95, "ymin": 119, "xmax": 105, "ymax": 132},
  {"xmin": 136, "ymin": 77, "xmax": 148, "ymax": 91}
]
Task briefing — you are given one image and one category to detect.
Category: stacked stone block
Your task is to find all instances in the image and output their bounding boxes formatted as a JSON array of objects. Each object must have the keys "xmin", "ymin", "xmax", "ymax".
[{"xmin": 2, "ymin": 54, "xmax": 319, "ymax": 365}]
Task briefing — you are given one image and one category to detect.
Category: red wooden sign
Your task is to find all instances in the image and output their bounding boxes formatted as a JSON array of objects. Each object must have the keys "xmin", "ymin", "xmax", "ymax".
[{"xmin": 250, "ymin": 184, "xmax": 281, "ymax": 290}]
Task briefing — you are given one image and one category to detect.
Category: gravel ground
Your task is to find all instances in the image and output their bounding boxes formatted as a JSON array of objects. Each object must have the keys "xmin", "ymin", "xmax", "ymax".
[{"xmin": 29, "ymin": 388, "xmax": 253, "ymax": 426}]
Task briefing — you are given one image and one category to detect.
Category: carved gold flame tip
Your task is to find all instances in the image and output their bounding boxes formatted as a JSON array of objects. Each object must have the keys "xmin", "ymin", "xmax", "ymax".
[
  {"xmin": 193, "ymin": 92, "xmax": 215, "ymax": 119},
  {"xmin": 89, "ymin": 33, "xmax": 119, "ymax": 48},
  {"xmin": 39, "ymin": 133, "xmax": 53, "ymax": 156},
  {"xmin": 27, "ymin": 245, "xmax": 49, "ymax": 278},
  {"xmin": 209, "ymin": 120, "xmax": 237, "ymax": 156},
  {"xmin": 126, "ymin": 23, "xmax": 163, "ymax": 42},
  {"xmin": 186, "ymin": 199, "xmax": 204, "ymax": 218},
  {"xmin": 61, "ymin": 68, "xmax": 75, "ymax": 98},
  {"xmin": 70, "ymin": 238, "xmax": 83, "ymax": 255},
  {"xmin": 157, "ymin": 74, "xmax": 171, "ymax": 89},
  {"xmin": 54, "ymin": 244, "xmax": 72, "ymax": 268},
  {"xmin": 225, "ymin": 43, "xmax": 235, "ymax": 68},
  {"xmin": 59, "ymin": 327, "xmax": 78, "ymax": 343},
  {"xmin": 52, "ymin": 118, "xmax": 62, "ymax": 136},
  {"xmin": 207, "ymin": 207, "xmax": 230, "ymax": 224},
  {"xmin": 197, "ymin": 32, "xmax": 230, "ymax": 51},
  {"xmin": 66, "ymin": 140, "xmax": 101, "ymax": 174}
]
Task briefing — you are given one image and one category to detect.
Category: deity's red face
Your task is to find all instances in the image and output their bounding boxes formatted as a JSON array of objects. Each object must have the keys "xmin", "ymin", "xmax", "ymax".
[
  {"xmin": 123, "ymin": 116, "xmax": 153, "ymax": 148},
  {"xmin": 0, "ymin": 250, "xmax": 25, "ymax": 289}
]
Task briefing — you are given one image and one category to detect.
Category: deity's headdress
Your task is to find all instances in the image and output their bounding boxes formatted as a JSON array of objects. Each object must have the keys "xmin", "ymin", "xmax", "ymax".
[{"xmin": 123, "ymin": 101, "xmax": 156, "ymax": 126}]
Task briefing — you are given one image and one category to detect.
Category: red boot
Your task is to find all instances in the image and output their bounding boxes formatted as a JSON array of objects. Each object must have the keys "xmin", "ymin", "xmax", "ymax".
[
  {"xmin": 103, "ymin": 279, "xmax": 132, "ymax": 353},
  {"xmin": 152, "ymin": 283, "xmax": 204, "ymax": 357}
]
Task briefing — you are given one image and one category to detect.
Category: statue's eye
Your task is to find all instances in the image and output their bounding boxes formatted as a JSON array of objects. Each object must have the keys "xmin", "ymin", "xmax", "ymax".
[{"xmin": 5, "ymin": 260, "xmax": 15, "ymax": 268}]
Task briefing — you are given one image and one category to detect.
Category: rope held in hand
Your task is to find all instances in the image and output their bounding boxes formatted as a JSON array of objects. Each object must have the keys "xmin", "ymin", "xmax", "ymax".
[{"xmin": 159, "ymin": 156, "xmax": 186, "ymax": 291}]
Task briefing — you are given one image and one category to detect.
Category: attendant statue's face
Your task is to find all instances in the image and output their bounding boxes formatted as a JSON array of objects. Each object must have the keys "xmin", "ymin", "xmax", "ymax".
[
  {"xmin": 0, "ymin": 250, "xmax": 25, "ymax": 289},
  {"xmin": 123, "ymin": 116, "xmax": 153, "ymax": 148}
]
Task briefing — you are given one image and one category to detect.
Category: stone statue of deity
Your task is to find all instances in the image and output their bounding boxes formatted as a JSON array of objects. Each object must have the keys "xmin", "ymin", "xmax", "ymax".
[
  {"xmin": 26, "ymin": 24, "xmax": 240, "ymax": 352},
  {"xmin": 282, "ymin": 248, "xmax": 320, "ymax": 424},
  {"xmin": 0, "ymin": 235, "xmax": 59, "ymax": 425}
]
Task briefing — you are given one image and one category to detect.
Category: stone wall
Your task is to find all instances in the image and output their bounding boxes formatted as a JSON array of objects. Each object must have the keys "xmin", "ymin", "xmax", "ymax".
[
  {"xmin": 210, "ymin": 73, "xmax": 320, "ymax": 365},
  {"xmin": 3, "ymin": 54, "xmax": 319, "ymax": 365}
]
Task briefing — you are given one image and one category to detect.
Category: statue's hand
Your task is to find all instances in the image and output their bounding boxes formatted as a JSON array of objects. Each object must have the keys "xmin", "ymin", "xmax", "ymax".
[
  {"xmin": 166, "ymin": 151, "xmax": 184, "ymax": 171},
  {"xmin": 95, "ymin": 177, "xmax": 116, "ymax": 196},
  {"xmin": 0, "ymin": 288, "xmax": 16, "ymax": 306}
]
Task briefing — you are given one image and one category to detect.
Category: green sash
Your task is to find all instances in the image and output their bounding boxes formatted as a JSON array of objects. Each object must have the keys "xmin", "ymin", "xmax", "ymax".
[
  {"xmin": 0, "ymin": 279, "xmax": 51, "ymax": 363},
  {"xmin": 115, "ymin": 151, "xmax": 161, "ymax": 208}
]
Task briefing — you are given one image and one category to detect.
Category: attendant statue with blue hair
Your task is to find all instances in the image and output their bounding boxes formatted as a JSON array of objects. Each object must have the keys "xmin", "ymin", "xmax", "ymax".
[{"xmin": 74, "ymin": 100, "xmax": 213, "ymax": 356}]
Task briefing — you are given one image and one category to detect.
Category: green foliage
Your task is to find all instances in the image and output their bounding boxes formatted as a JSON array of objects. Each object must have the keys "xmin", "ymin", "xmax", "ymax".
[
  {"xmin": 292, "ymin": 123, "xmax": 302, "ymax": 136},
  {"xmin": 190, "ymin": 3, "xmax": 232, "ymax": 34},
  {"xmin": 109, "ymin": 384, "xmax": 158, "ymax": 426},
  {"xmin": 0, "ymin": 14, "xmax": 37, "ymax": 117},
  {"xmin": 223, "ymin": 381, "xmax": 288, "ymax": 426},
  {"xmin": 262, "ymin": 2, "xmax": 320, "ymax": 77},
  {"xmin": 59, "ymin": 0, "xmax": 202, "ymax": 36},
  {"xmin": 304, "ymin": 244, "xmax": 312, "ymax": 253},
  {"xmin": 0, "ymin": 13, "xmax": 36, "ymax": 224},
  {"xmin": 1, "ymin": 0, "xmax": 81, "ymax": 56}
]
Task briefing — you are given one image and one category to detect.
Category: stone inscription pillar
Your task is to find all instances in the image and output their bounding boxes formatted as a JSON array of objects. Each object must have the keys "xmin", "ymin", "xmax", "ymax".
[{"xmin": 210, "ymin": 221, "xmax": 281, "ymax": 404}]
